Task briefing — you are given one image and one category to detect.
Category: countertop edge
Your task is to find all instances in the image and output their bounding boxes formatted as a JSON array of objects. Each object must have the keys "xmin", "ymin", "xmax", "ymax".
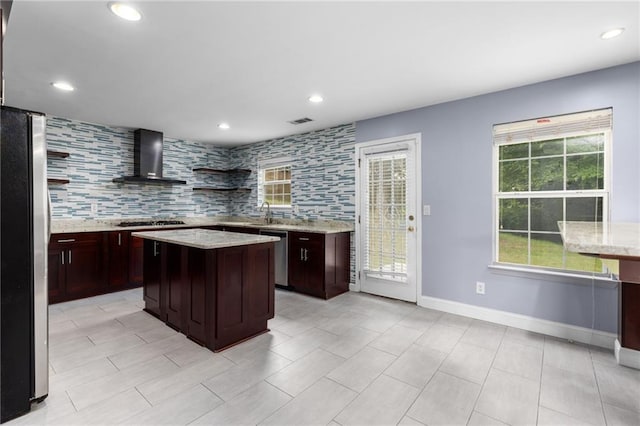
[
  {"xmin": 132, "ymin": 229, "xmax": 280, "ymax": 250},
  {"xmin": 51, "ymin": 218, "xmax": 354, "ymax": 235}
]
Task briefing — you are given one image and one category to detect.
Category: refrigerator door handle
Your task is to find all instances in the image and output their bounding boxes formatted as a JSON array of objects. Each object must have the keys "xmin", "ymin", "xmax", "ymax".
[{"xmin": 47, "ymin": 189, "xmax": 52, "ymax": 243}]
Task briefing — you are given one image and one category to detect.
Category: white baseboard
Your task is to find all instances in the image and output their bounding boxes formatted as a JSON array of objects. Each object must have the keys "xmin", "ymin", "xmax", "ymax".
[
  {"xmin": 615, "ymin": 339, "xmax": 640, "ymax": 369},
  {"xmin": 419, "ymin": 295, "xmax": 616, "ymax": 350}
]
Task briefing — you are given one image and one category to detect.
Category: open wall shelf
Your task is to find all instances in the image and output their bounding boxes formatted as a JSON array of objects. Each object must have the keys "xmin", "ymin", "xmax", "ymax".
[
  {"xmin": 47, "ymin": 150, "xmax": 70, "ymax": 158},
  {"xmin": 193, "ymin": 187, "xmax": 251, "ymax": 193},
  {"xmin": 192, "ymin": 168, "xmax": 251, "ymax": 174},
  {"xmin": 48, "ymin": 178, "xmax": 70, "ymax": 185}
]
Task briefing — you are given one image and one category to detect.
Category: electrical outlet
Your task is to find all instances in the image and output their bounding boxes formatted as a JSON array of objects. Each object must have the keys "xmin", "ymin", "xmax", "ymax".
[
  {"xmin": 423, "ymin": 205, "xmax": 431, "ymax": 216},
  {"xmin": 476, "ymin": 281, "xmax": 485, "ymax": 295},
  {"xmin": 293, "ymin": 205, "xmax": 299, "ymax": 214},
  {"xmin": 91, "ymin": 203, "xmax": 98, "ymax": 214},
  {"xmin": 195, "ymin": 205, "xmax": 201, "ymax": 213}
]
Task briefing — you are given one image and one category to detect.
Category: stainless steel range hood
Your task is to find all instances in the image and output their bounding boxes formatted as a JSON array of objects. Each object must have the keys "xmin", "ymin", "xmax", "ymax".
[{"xmin": 113, "ymin": 129, "xmax": 186, "ymax": 185}]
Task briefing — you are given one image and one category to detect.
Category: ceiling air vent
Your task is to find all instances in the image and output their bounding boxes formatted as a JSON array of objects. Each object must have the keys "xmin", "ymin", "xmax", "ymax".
[{"xmin": 288, "ymin": 117, "xmax": 313, "ymax": 125}]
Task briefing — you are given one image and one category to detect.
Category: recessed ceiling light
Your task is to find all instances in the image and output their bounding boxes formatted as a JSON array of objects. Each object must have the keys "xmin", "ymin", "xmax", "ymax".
[
  {"xmin": 308, "ymin": 94, "xmax": 324, "ymax": 103},
  {"xmin": 600, "ymin": 28, "xmax": 625, "ymax": 40},
  {"xmin": 109, "ymin": 2, "xmax": 142, "ymax": 22},
  {"xmin": 51, "ymin": 81, "xmax": 75, "ymax": 92},
  {"xmin": 218, "ymin": 123, "xmax": 230, "ymax": 130}
]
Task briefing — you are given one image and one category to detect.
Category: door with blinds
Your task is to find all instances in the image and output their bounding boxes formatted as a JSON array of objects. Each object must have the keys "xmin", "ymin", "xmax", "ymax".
[{"xmin": 356, "ymin": 134, "xmax": 420, "ymax": 302}]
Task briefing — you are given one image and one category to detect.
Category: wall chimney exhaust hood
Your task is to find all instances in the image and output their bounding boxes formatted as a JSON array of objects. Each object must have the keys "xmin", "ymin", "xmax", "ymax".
[{"xmin": 113, "ymin": 129, "xmax": 186, "ymax": 185}]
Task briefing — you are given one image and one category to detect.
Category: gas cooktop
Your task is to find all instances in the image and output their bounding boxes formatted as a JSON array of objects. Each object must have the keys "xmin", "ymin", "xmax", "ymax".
[{"xmin": 116, "ymin": 220, "xmax": 186, "ymax": 227}]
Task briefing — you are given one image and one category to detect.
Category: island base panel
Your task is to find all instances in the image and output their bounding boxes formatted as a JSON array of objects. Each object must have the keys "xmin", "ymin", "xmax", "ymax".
[
  {"xmin": 620, "ymin": 282, "xmax": 640, "ymax": 351},
  {"xmin": 142, "ymin": 240, "xmax": 275, "ymax": 352}
]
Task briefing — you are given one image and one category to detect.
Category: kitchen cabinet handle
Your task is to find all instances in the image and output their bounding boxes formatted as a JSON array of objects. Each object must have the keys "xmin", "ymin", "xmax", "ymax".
[
  {"xmin": 153, "ymin": 241, "xmax": 159, "ymax": 257},
  {"xmin": 68, "ymin": 250, "xmax": 72, "ymax": 264},
  {"xmin": 57, "ymin": 238, "xmax": 75, "ymax": 243},
  {"xmin": 304, "ymin": 248, "xmax": 308, "ymax": 261},
  {"xmin": 118, "ymin": 233, "xmax": 122, "ymax": 246},
  {"xmin": 61, "ymin": 252, "xmax": 64, "ymax": 265},
  {"xmin": 300, "ymin": 248, "xmax": 304, "ymax": 261},
  {"xmin": 299, "ymin": 237, "xmax": 310, "ymax": 241}
]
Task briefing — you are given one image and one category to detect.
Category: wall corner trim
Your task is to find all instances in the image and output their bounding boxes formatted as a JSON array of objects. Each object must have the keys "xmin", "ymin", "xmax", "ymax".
[{"xmin": 418, "ymin": 295, "xmax": 616, "ymax": 350}]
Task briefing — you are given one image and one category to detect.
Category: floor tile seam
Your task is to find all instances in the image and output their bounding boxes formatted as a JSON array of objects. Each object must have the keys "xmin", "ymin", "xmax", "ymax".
[
  {"xmin": 326, "ymin": 355, "xmax": 402, "ymax": 395},
  {"xmin": 491, "ymin": 364, "xmax": 542, "ymax": 384},
  {"xmin": 129, "ymin": 386, "xmax": 154, "ymax": 418},
  {"xmin": 589, "ymin": 350, "xmax": 609, "ymax": 425},
  {"xmin": 334, "ymin": 368, "xmax": 423, "ymax": 425},
  {"xmin": 253, "ymin": 380, "xmax": 297, "ymax": 425},
  {"xmin": 198, "ymin": 380, "xmax": 225, "ymax": 405},
  {"xmin": 541, "ymin": 358, "xmax": 600, "ymax": 383},
  {"xmin": 263, "ymin": 376, "xmax": 301, "ymax": 398},
  {"xmin": 600, "ymin": 399, "xmax": 640, "ymax": 417},
  {"xmin": 537, "ymin": 403, "xmax": 603, "ymax": 426},
  {"xmin": 467, "ymin": 334, "xmax": 501, "ymax": 425},
  {"xmin": 69, "ymin": 385, "xmax": 142, "ymax": 416},
  {"xmin": 500, "ymin": 335, "xmax": 546, "ymax": 353},
  {"xmin": 454, "ymin": 337, "xmax": 503, "ymax": 353}
]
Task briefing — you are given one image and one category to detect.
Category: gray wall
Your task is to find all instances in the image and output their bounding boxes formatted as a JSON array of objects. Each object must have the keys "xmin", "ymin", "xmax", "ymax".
[{"xmin": 355, "ymin": 62, "xmax": 640, "ymax": 333}]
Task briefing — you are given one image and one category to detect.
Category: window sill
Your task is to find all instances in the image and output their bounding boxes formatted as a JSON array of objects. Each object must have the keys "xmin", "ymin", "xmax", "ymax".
[{"xmin": 488, "ymin": 263, "xmax": 618, "ymax": 288}]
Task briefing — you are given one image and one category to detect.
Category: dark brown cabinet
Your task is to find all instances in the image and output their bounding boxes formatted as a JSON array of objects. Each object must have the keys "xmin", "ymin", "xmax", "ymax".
[
  {"xmin": 288, "ymin": 231, "xmax": 350, "ymax": 299},
  {"xmin": 142, "ymin": 239, "xmax": 162, "ymax": 317},
  {"xmin": 48, "ymin": 233, "xmax": 106, "ymax": 304},
  {"xmin": 108, "ymin": 231, "xmax": 130, "ymax": 288},
  {"xmin": 142, "ymin": 240, "xmax": 275, "ymax": 351},
  {"xmin": 129, "ymin": 235, "xmax": 144, "ymax": 284}
]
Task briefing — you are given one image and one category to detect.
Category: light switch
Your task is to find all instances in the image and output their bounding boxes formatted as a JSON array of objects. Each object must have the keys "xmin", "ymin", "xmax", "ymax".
[{"xmin": 423, "ymin": 205, "xmax": 431, "ymax": 216}]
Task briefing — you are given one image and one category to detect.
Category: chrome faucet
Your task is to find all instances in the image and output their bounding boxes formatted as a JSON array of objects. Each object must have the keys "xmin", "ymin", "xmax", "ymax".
[{"xmin": 260, "ymin": 201, "xmax": 272, "ymax": 224}]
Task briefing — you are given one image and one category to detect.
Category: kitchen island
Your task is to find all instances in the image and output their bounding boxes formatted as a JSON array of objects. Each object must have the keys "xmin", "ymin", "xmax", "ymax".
[
  {"xmin": 560, "ymin": 221, "xmax": 640, "ymax": 369},
  {"xmin": 132, "ymin": 228, "xmax": 279, "ymax": 351}
]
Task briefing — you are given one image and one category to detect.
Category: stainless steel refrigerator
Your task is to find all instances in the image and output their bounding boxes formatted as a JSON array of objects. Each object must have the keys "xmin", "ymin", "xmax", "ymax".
[{"xmin": 0, "ymin": 105, "xmax": 49, "ymax": 422}]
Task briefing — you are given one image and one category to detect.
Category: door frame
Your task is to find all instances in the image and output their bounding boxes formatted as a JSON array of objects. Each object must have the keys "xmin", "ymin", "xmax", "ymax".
[{"xmin": 354, "ymin": 133, "xmax": 422, "ymax": 303}]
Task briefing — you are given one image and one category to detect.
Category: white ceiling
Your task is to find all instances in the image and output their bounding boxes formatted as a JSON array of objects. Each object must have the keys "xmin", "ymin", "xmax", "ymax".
[{"xmin": 4, "ymin": 1, "xmax": 639, "ymax": 146}]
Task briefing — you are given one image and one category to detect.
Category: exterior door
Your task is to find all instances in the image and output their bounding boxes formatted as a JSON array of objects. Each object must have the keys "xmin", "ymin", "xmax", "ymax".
[{"xmin": 356, "ymin": 134, "xmax": 420, "ymax": 302}]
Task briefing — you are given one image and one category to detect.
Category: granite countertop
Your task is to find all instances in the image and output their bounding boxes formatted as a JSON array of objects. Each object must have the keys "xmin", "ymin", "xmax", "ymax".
[
  {"xmin": 559, "ymin": 221, "xmax": 640, "ymax": 258},
  {"xmin": 132, "ymin": 228, "xmax": 280, "ymax": 250},
  {"xmin": 51, "ymin": 216, "xmax": 355, "ymax": 235}
]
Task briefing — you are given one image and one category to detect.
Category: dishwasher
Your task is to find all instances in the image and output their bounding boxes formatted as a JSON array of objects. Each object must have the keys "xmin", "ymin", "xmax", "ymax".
[{"xmin": 259, "ymin": 229, "xmax": 288, "ymax": 287}]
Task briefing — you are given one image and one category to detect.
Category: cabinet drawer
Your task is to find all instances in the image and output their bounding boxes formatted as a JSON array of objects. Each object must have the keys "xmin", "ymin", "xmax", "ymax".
[
  {"xmin": 51, "ymin": 232, "xmax": 103, "ymax": 245},
  {"xmin": 289, "ymin": 231, "xmax": 324, "ymax": 245}
]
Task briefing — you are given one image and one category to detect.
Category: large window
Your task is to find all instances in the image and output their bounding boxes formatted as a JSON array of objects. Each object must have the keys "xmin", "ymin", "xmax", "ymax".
[
  {"xmin": 259, "ymin": 161, "xmax": 291, "ymax": 207},
  {"xmin": 494, "ymin": 109, "xmax": 611, "ymax": 273}
]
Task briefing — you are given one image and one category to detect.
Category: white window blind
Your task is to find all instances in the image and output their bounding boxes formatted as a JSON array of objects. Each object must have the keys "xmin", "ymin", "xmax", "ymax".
[
  {"xmin": 364, "ymin": 151, "xmax": 408, "ymax": 281},
  {"xmin": 494, "ymin": 108, "xmax": 612, "ymax": 145}
]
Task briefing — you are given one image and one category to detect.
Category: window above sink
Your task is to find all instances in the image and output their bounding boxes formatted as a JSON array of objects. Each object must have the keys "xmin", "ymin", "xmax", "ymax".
[{"xmin": 258, "ymin": 158, "xmax": 292, "ymax": 209}]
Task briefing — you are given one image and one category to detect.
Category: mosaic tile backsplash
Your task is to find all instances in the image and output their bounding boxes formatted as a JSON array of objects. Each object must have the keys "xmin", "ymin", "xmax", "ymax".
[
  {"xmin": 228, "ymin": 123, "xmax": 356, "ymax": 221},
  {"xmin": 46, "ymin": 117, "xmax": 230, "ymax": 218}
]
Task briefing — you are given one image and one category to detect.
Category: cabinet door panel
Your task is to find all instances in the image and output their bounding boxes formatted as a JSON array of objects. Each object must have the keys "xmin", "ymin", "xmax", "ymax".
[
  {"xmin": 64, "ymin": 234, "xmax": 105, "ymax": 298},
  {"xmin": 164, "ymin": 244, "xmax": 184, "ymax": 330},
  {"xmin": 288, "ymin": 237, "xmax": 306, "ymax": 289},
  {"xmin": 129, "ymin": 235, "xmax": 144, "ymax": 285},
  {"xmin": 48, "ymin": 245, "xmax": 66, "ymax": 304},
  {"xmin": 304, "ymin": 239, "xmax": 325, "ymax": 296},
  {"xmin": 215, "ymin": 246, "xmax": 249, "ymax": 348},
  {"xmin": 217, "ymin": 246, "xmax": 245, "ymax": 329},
  {"xmin": 143, "ymin": 240, "xmax": 162, "ymax": 318},
  {"xmin": 108, "ymin": 231, "xmax": 130, "ymax": 288},
  {"xmin": 186, "ymin": 248, "xmax": 207, "ymax": 344},
  {"xmin": 247, "ymin": 243, "xmax": 275, "ymax": 321}
]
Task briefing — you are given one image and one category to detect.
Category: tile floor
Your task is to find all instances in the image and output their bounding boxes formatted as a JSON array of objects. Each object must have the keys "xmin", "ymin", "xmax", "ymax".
[{"xmin": 9, "ymin": 288, "xmax": 640, "ymax": 425}]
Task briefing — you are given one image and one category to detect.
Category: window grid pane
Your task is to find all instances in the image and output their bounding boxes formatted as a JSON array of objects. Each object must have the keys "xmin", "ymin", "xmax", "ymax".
[
  {"xmin": 496, "ymin": 128, "xmax": 608, "ymax": 274},
  {"xmin": 261, "ymin": 165, "xmax": 291, "ymax": 206}
]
